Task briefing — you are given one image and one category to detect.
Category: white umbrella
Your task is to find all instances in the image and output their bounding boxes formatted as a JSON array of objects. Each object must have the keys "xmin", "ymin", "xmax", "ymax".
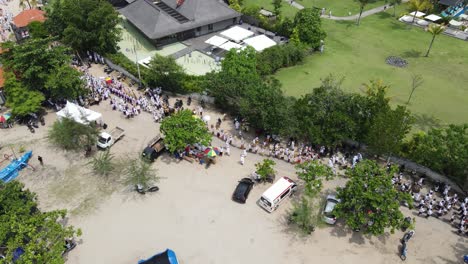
[{"xmin": 203, "ymin": 115, "xmax": 211, "ymax": 122}]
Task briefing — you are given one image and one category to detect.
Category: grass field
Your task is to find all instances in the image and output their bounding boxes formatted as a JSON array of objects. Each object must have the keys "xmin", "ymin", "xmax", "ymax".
[
  {"xmin": 296, "ymin": 0, "xmax": 387, "ymax": 17},
  {"xmin": 275, "ymin": 9, "xmax": 468, "ymax": 126},
  {"xmin": 242, "ymin": 0, "xmax": 300, "ymax": 18}
]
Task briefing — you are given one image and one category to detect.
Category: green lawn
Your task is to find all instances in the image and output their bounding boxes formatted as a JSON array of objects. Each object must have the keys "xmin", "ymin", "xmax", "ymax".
[
  {"xmin": 296, "ymin": 0, "xmax": 387, "ymax": 17},
  {"xmin": 275, "ymin": 10, "xmax": 468, "ymax": 126},
  {"xmin": 242, "ymin": 0, "xmax": 299, "ymax": 18}
]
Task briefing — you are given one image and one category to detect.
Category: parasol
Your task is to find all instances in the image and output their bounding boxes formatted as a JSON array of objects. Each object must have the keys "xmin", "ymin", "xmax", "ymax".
[
  {"xmin": 105, "ymin": 77, "xmax": 113, "ymax": 84},
  {"xmin": 204, "ymin": 147, "xmax": 220, "ymax": 158},
  {"xmin": 0, "ymin": 113, "xmax": 11, "ymax": 123}
]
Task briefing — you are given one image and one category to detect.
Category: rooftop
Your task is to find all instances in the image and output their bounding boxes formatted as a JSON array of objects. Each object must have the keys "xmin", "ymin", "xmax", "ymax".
[{"xmin": 12, "ymin": 9, "xmax": 45, "ymax": 28}]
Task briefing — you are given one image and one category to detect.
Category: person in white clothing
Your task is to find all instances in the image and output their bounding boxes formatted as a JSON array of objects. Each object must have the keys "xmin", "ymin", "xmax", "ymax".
[{"xmin": 240, "ymin": 155, "xmax": 245, "ymax": 165}]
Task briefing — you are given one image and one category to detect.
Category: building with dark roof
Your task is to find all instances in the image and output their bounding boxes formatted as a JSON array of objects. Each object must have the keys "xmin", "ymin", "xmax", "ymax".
[{"xmin": 119, "ymin": 0, "xmax": 241, "ymax": 46}]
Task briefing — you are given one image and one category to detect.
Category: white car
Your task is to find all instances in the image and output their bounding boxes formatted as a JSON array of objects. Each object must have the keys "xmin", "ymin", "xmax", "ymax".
[{"xmin": 323, "ymin": 194, "xmax": 341, "ymax": 225}]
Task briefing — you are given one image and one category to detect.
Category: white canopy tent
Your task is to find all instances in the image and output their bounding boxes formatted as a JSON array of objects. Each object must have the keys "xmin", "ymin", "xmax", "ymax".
[
  {"xmin": 409, "ymin": 11, "xmax": 426, "ymax": 17},
  {"xmin": 417, "ymin": 20, "xmax": 430, "ymax": 26},
  {"xmin": 425, "ymin": 14, "xmax": 442, "ymax": 21},
  {"xmin": 219, "ymin": 41, "xmax": 243, "ymax": 51},
  {"xmin": 220, "ymin": 26, "xmax": 254, "ymax": 42},
  {"xmin": 56, "ymin": 101, "xmax": 102, "ymax": 125},
  {"xmin": 204, "ymin": 35, "xmax": 229, "ymax": 47},
  {"xmin": 449, "ymin": 19, "xmax": 463, "ymax": 27},
  {"xmin": 243, "ymin": 35, "xmax": 277, "ymax": 52}
]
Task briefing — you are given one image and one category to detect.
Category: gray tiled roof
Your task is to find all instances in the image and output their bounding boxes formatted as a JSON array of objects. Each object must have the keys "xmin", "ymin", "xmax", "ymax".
[{"xmin": 119, "ymin": 0, "xmax": 240, "ymax": 40}]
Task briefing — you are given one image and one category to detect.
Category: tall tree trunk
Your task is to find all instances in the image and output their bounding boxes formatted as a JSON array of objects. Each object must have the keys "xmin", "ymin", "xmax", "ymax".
[
  {"xmin": 357, "ymin": 7, "xmax": 364, "ymax": 25},
  {"xmin": 412, "ymin": 10, "xmax": 417, "ymax": 23},
  {"xmin": 27, "ymin": 0, "xmax": 31, "ymax": 9},
  {"xmin": 425, "ymin": 35, "xmax": 436, "ymax": 57},
  {"xmin": 393, "ymin": 5, "xmax": 396, "ymax": 16}
]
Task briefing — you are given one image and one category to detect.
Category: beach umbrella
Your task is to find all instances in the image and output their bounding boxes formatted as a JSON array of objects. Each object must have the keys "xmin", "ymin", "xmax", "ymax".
[
  {"xmin": 204, "ymin": 147, "xmax": 219, "ymax": 158},
  {"xmin": 0, "ymin": 116, "xmax": 5, "ymax": 123},
  {"xmin": 0, "ymin": 113, "xmax": 11, "ymax": 122},
  {"xmin": 202, "ymin": 115, "xmax": 211, "ymax": 122},
  {"xmin": 105, "ymin": 77, "xmax": 112, "ymax": 84}
]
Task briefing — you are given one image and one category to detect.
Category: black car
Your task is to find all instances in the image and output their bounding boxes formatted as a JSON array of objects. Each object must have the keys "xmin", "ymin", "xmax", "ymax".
[{"xmin": 232, "ymin": 178, "xmax": 254, "ymax": 204}]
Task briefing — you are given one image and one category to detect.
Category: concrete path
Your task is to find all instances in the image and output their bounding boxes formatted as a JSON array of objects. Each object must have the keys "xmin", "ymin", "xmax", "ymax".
[{"xmin": 284, "ymin": 0, "xmax": 409, "ymax": 20}]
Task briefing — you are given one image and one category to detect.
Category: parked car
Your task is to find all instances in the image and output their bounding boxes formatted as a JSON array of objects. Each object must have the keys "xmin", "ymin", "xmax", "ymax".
[
  {"xmin": 323, "ymin": 194, "xmax": 341, "ymax": 225},
  {"xmin": 232, "ymin": 178, "xmax": 254, "ymax": 203}
]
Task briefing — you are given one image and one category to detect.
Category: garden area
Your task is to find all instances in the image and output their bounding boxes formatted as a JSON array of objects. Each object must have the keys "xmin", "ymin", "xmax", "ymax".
[
  {"xmin": 297, "ymin": 0, "xmax": 387, "ymax": 17},
  {"xmin": 275, "ymin": 7, "xmax": 468, "ymax": 126}
]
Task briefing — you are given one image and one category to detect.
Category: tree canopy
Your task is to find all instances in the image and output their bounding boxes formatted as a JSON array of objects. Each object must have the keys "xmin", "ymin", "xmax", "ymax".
[
  {"xmin": 146, "ymin": 54, "xmax": 186, "ymax": 92},
  {"xmin": 48, "ymin": 117, "xmax": 100, "ymax": 151},
  {"xmin": 334, "ymin": 160, "xmax": 412, "ymax": 235},
  {"xmin": 0, "ymin": 181, "xmax": 80, "ymax": 263},
  {"xmin": 45, "ymin": 0, "xmax": 121, "ymax": 53},
  {"xmin": 160, "ymin": 110, "xmax": 212, "ymax": 153},
  {"xmin": 295, "ymin": 160, "xmax": 334, "ymax": 197},
  {"xmin": 3, "ymin": 74, "xmax": 44, "ymax": 117},
  {"xmin": 401, "ymin": 124, "xmax": 468, "ymax": 186},
  {"xmin": 292, "ymin": 8, "xmax": 326, "ymax": 49}
]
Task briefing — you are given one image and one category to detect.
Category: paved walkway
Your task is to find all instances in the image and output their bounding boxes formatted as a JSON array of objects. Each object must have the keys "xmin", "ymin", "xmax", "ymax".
[{"xmin": 284, "ymin": 0, "xmax": 409, "ymax": 20}]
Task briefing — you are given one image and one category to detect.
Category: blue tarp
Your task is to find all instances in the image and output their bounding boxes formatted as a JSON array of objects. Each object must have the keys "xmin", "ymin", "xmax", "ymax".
[
  {"xmin": 0, "ymin": 151, "xmax": 32, "ymax": 182},
  {"xmin": 138, "ymin": 249, "xmax": 179, "ymax": 264}
]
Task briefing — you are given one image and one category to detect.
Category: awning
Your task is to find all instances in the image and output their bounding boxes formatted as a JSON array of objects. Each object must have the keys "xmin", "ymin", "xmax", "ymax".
[
  {"xmin": 56, "ymin": 101, "xmax": 102, "ymax": 125},
  {"xmin": 220, "ymin": 26, "xmax": 254, "ymax": 42},
  {"xmin": 425, "ymin": 14, "xmax": 442, "ymax": 21},
  {"xmin": 243, "ymin": 35, "xmax": 277, "ymax": 52},
  {"xmin": 204, "ymin": 35, "xmax": 228, "ymax": 47},
  {"xmin": 410, "ymin": 11, "xmax": 426, "ymax": 17},
  {"xmin": 219, "ymin": 41, "xmax": 243, "ymax": 51},
  {"xmin": 449, "ymin": 19, "xmax": 463, "ymax": 26}
]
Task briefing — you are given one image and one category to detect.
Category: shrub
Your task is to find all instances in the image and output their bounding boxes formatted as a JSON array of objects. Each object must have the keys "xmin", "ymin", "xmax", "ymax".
[
  {"xmin": 256, "ymin": 43, "xmax": 307, "ymax": 75},
  {"xmin": 88, "ymin": 150, "xmax": 115, "ymax": 176}
]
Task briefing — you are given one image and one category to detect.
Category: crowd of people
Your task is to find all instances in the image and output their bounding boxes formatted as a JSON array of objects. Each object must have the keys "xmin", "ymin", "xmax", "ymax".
[{"xmin": 0, "ymin": 6, "xmax": 13, "ymax": 42}]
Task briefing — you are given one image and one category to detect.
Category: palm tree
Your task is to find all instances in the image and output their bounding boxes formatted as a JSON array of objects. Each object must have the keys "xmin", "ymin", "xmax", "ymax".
[
  {"xmin": 388, "ymin": 0, "xmax": 402, "ymax": 17},
  {"xmin": 19, "ymin": 0, "xmax": 37, "ymax": 10},
  {"xmin": 425, "ymin": 24, "xmax": 445, "ymax": 57},
  {"xmin": 356, "ymin": 0, "xmax": 372, "ymax": 25},
  {"xmin": 408, "ymin": 0, "xmax": 433, "ymax": 23}
]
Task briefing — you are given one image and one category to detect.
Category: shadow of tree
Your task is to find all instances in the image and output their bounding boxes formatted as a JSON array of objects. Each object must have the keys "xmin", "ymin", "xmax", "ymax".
[
  {"xmin": 335, "ymin": 20, "xmax": 356, "ymax": 29},
  {"xmin": 412, "ymin": 113, "xmax": 442, "ymax": 132},
  {"xmin": 401, "ymin": 49, "xmax": 422, "ymax": 58}
]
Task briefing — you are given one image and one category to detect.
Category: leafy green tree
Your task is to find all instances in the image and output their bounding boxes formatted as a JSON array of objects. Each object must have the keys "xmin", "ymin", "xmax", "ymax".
[
  {"xmin": 3, "ymin": 75, "xmax": 44, "ymax": 117},
  {"xmin": 408, "ymin": 0, "xmax": 433, "ymax": 23},
  {"xmin": 124, "ymin": 157, "xmax": 158, "ymax": 189},
  {"xmin": 48, "ymin": 117, "xmax": 100, "ymax": 151},
  {"xmin": 272, "ymin": 0, "xmax": 282, "ymax": 16},
  {"xmin": 88, "ymin": 150, "xmax": 115, "ymax": 176},
  {"xmin": 366, "ymin": 105, "xmax": 413, "ymax": 157},
  {"xmin": 255, "ymin": 159, "xmax": 276, "ymax": 181},
  {"xmin": 401, "ymin": 124, "xmax": 468, "ymax": 186},
  {"xmin": 424, "ymin": 24, "xmax": 444, "ymax": 57},
  {"xmin": 334, "ymin": 160, "xmax": 412, "ymax": 235},
  {"xmin": 292, "ymin": 8, "xmax": 326, "ymax": 49},
  {"xmin": 0, "ymin": 38, "xmax": 71, "ymax": 94},
  {"xmin": 229, "ymin": 0, "xmax": 242, "ymax": 12},
  {"xmin": 274, "ymin": 16, "xmax": 294, "ymax": 37},
  {"xmin": 294, "ymin": 75, "xmax": 357, "ymax": 146},
  {"xmin": 146, "ymin": 54, "xmax": 186, "ymax": 92},
  {"xmin": 28, "ymin": 21, "xmax": 49, "ymax": 39},
  {"xmin": 356, "ymin": 0, "xmax": 375, "ymax": 25},
  {"xmin": 160, "ymin": 110, "xmax": 212, "ymax": 153},
  {"xmin": 289, "ymin": 197, "xmax": 315, "ymax": 234},
  {"xmin": 388, "ymin": 0, "xmax": 402, "ymax": 16},
  {"xmin": 44, "ymin": 64, "xmax": 86, "ymax": 100},
  {"xmin": 45, "ymin": 0, "xmax": 121, "ymax": 53},
  {"xmin": 296, "ymin": 160, "xmax": 334, "ymax": 197},
  {"xmin": 0, "ymin": 181, "xmax": 80, "ymax": 263}
]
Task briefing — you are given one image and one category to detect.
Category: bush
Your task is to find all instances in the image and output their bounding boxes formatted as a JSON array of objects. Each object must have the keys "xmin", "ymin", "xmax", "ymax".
[
  {"xmin": 124, "ymin": 157, "xmax": 159, "ymax": 189},
  {"xmin": 48, "ymin": 117, "xmax": 99, "ymax": 151},
  {"xmin": 88, "ymin": 150, "xmax": 115, "ymax": 176},
  {"xmin": 289, "ymin": 197, "xmax": 315, "ymax": 234},
  {"xmin": 255, "ymin": 159, "xmax": 276, "ymax": 181},
  {"xmin": 256, "ymin": 43, "xmax": 307, "ymax": 76}
]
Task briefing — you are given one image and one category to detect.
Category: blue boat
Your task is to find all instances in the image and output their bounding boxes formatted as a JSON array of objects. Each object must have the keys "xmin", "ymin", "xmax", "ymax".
[
  {"xmin": 0, "ymin": 151, "xmax": 32, "ymax": 183},
  {"xmin": 138, "ymin": 249, "xmax": 179, "ymax": 264}
]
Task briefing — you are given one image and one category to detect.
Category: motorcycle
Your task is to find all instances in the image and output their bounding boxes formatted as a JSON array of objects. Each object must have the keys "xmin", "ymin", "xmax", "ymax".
[
  {"xmin": 62, "ymin": 239, "xmax": 76, "ymax": 257},
  {"xmin": 135, "ymin": 184, "xmax": 159, "ymax": 194},
  {"xmin": 400, "ymin": 241, "xmax": 408, "ymax": 261}
]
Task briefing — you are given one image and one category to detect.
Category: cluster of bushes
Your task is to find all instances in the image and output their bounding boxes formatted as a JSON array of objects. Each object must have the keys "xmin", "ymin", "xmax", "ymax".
[{"xmin": 256, "ymin": 43, "xmax": 307, "ymax": 76}]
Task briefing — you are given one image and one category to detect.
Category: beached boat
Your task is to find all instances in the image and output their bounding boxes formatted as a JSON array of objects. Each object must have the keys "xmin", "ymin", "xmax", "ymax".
[{"xmin": 0, "ymin": 151, "xmax": 32, "ymax": 183}]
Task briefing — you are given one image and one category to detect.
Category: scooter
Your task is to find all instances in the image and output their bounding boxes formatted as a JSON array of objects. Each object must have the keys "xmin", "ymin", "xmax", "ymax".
[
  {"xmin": 135, "ymin": 184, "xmax": 159, "ymax": 194},
  {"xmin": 400, "ymin": 241, "xmax": 408, "ymax": 261},
  {"xmin": 62, "ymin": 239, "xmax": 76, "ymax": 257}
]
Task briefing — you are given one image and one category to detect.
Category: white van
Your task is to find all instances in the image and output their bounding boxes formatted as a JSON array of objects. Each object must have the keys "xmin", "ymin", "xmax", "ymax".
[{"xmin": 258, "ymin": 176, "xmax": 297, "ymax": 213}]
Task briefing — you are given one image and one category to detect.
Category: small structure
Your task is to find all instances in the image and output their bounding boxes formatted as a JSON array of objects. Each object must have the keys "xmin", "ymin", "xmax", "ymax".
[
  {"xmin": 425, "ymin": 14, "xmax": 442, "ymax": 22},
  {"xmin": 219, "ymin": 41, "xmax": 243, "ymax": 51},
  {"xmin": 56, "ymin": 101, "xmax": 102, "ymax": 125},
  {"xmin": 11, "ymin": 9, "xmax": 45, "ymax": 42},
  {"xmin": 409, "ymin": 11, "xmax": 426, "ymax": 17},
  {"xmin": 243, "ymin": 35, "xmax": 277, "ymax": 52},
  {"xmin": 204, "ymin": 35, "xmax": 229, "ymax": 48},
  {"xmin": 220, "ymin": 26, "xmax": 254, "ymax": 42}
]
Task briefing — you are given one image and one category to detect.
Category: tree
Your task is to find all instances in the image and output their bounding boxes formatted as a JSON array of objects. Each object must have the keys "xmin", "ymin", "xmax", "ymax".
[
  {"xmin": 88, "ymin": 150, "xmax": 115, "ymax": 176},
  {"xmin": 0, "ymin": 38, "xmax": 71, "ymax": 94},
  {"xmin": 44, "ymin": 65, "xmax": 86, "ymax": 100},
  {"xmin": 45, "ymin": 0, "xmax": 121, "ymax": 53},
  {"xmin": 28, "ymin": 21, "xmax": 49, "ymax": 39},
  {"xmin": 124, "ymin": 157, "xmax": 158, "ymax": 189},
  {"xmin": 388, "ymin": 0, "xmax": 402, "ymax": 16},
  {"xmin": 295, "ymin": 160, "xmax": 334, "ymax": 197},
  {"xmin": 0, "ymin": 181, "xmax": 81, "ymax": 263},
  {"xmin": 146, "ymin": 54, "xmax": 186, "ymax": 92},
  {"xmin": 366, "ymin": 105, "xmax": 413, "ymax": 157},
  {"xmin": 401, "ymin": 124, "xmax": 468, "ymax": 186},
  {"xmin": 406, "ymin": 74, "xmax": 423, "ymax": 105},
  {"xmin": 289, "ymin": 197, "xmax": 315, "ymax": 234},
  {"xmin": 408, "ymin": 0, "xmax": 433, "ymax": 23},
  {"xmin": 272, "ymin": 0, "xmax": 282, "ymax": 16},
  {"xmin": 160, "ymin": 110, "xmax": 212, "ymax": 153},
  {"xmin": 19, "ymin": 0, "xmax": 37, "ymax": 9},
  {"xmin": 356, "ymin": 0, "xmax": 374, "ymax": 25},
  {"xmin": 292, "ymin": 8, "xmax": 326, "ymax": 49},
  {"xmin": 229, "ymin": 0, "xmax": 242, "ymax": 12},
  {"xmin": 334, "ymin": 160, "xmax": 412, "ymax": 235},
  {"xmin": 3, "ymin": 74, "xmax": 44, "ymax": 117},
  {"xmin": 424, "ymin": 24, "xmax": 444, "ymax": 57},
  {"xmin": 48, "ymin": 117, "xmax": 100, "ymax": 151},
  {"xmin": 255, "ymin": 159, "xmax": 276, "ymax": 181}
]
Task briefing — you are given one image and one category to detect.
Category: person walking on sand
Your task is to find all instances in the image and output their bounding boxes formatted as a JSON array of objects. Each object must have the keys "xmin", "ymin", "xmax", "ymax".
[
  {"xmin": 240, "ymin": 155, "xmax": 245, "ymax": 165},
  {"xmin": 37, "ymin": 156, "xmax": 43, "ymax": 166},
  {"xmin": 225, "ymin": 145, "xmax": 231, "ymax": 156}
]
